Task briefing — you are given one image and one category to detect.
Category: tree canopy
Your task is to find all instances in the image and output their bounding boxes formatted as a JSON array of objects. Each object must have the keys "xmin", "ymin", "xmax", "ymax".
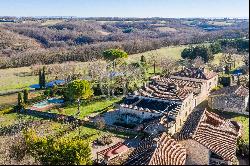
[
  {"xmin": 65, "ymin": 80, "xmax": 94, "ymax": 102},
  {"xmin": 23, "ymin": 129, "xmax": 92, "ymax": 165},
  {"xmin": 181, "ymin": 45, "xmax": 214, "ymax": 63},
  {"xmin": 102, "ymin": 49, "xmax": 128, "ymax": 61}
]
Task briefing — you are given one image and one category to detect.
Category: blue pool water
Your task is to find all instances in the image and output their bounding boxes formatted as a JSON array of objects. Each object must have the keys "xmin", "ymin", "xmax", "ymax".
[{"xmin": 33, "ymin": 98, "xmax": 64, "ymax": 108}]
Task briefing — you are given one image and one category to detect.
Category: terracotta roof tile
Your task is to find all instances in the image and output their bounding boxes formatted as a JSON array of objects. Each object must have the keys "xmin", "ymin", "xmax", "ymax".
[
  {"xmin": 175, "ymin": 109, "xmax": 239, "ymax": 162},
  {"xmin": 123, "ymin": 133, "xmax": 186, "ymax": 165},
  {"xmin": 172, "ymin": 67, "xmax": 217, "ymax": 80}
]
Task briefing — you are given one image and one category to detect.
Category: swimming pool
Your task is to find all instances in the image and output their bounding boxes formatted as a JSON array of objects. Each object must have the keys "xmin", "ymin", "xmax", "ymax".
[{"xmin": 32, "ymin": 98, "xmax": 64, "ymax": 109}]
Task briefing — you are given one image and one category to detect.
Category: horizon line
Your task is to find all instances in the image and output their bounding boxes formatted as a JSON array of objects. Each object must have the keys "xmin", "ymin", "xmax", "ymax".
[{"xmin": 0, "ymin": 16, "xmax": 249, "ymax": 19}]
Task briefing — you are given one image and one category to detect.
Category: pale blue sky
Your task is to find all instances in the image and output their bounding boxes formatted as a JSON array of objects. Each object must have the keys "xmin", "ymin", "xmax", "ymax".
[{"xmin": 0, "ymin": 0, "xmax": 249, "ymax": 18}]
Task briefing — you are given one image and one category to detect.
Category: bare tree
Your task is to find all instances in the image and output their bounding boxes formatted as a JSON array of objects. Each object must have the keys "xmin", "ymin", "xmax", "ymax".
[{"xmin": 192, "ymin": 56, "xmax": 205, "ymax": 68}]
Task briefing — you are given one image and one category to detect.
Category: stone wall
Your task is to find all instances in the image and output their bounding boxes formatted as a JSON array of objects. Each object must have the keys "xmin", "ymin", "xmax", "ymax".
[
  {"xmin": 175, "ymin": 94, "xmax": 194, "ymax": 133},
  {"xmin": 208, "ymin": 94, "xmax": 249, "ymax": 115},
  {"xmin": 179, "ymin": 139, "xmax": 210, "ymax": 165},
  {"xmin": 19, "ymin": 109, "xmax": 139, "ymax": 135}
]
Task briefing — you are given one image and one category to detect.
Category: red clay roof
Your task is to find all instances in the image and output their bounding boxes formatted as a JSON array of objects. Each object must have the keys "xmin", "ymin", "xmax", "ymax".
[
  {"xmin": 97, "ymin": 142, "xmax": 129, "ymax": 159},
  {"xmin": 210, "ymin": 85, "xmax": 249, "ymax": 97},
  {"xmin": 124, "ymin": 133, "xmax": 186, "ymax": 165},
  {"xmin": 172, "ymin": 67, "xmax": 217, "ymax": 80},
  {"xmin": 175, "ymin": 109, "xmax": 239, "ymax": 162}
]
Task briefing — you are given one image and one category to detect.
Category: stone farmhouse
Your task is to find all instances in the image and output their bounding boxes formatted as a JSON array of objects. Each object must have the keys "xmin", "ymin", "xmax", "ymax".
[
  {"xmin": 118, "ymin": 81, "xmax": 194, "ymax": 135},
  {"xmin": 97, "ymin": 67, "xmax": 242, "ymax": 165},
  {"xmin": 117, "ymin": 67, "xmax": 218, "ymax": 135},
  {"xmin": 123, "ymin": 132, "xmax": 187, "ymax": 165},
  {"xmin": 174, "ymin": 109, "xmax": 241, "ymax": 165},
  {"xmin": 208, "ymin": 85, "xmax": 249, "ymax": 115},
  {"xmin": 170, "ymin": 67, "xmax": 219, "ymax": 106}
]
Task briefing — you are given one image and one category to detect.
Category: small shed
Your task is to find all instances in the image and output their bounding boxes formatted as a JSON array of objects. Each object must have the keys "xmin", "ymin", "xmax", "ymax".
[{"xmin": 96, "ymin": 142, "xmax": 129, "ymax": 164}]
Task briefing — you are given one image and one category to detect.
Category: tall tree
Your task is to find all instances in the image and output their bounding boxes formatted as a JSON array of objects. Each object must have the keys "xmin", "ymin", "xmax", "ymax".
[
  {"xmin": 41, "ymin": 66, "xmax": 46, "ymax": 88},
  {"xmin": 23, "ymin": 89, "xmax": 29, "ymax": 104},
  {"xmin": 17, "ymin": 92, "xmax": 24, "ymax": 110},
  {"xmin": 38, "ymin": 69, "xmax": 42, "ymax": 89},
  {"xmin": 102, "ymin": 49, "xmax": 128, "ymax": 69},
  {"xmin": 65, "ymin": 80, "xmax": 94, "ymax": 116}
]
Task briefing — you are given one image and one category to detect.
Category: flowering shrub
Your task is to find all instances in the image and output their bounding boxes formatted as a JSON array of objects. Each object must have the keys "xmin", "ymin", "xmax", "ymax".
[{"xmin": 23, "ymin": 129, "xmax": 93, "ymax": 165}]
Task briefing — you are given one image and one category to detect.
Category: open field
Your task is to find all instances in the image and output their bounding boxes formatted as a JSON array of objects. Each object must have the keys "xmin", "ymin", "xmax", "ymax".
[
  {"xmin": 127, "ymin": 45, "xmax": 185, "ymax": 63},
  {"xmin": 208, "ymin": 21, "xmax": 234, "ymax": 26},
  {"xmin": 41, "ymin": 19, "xmax": 65, "ymax": 26},
  {"xmin": 211, "ymin": 53, "xmax": 245, "ymax": 68},
  {"xmin": 0, "ymin": 67, "xmax": 38, "ymax": 92},
  {"xmin": 0, "ymin": 91, "xmax": 43, "ymax": 108},
  {"xmin": 0, "ymin": 45, "xmax": 186, "ymax": 93}
]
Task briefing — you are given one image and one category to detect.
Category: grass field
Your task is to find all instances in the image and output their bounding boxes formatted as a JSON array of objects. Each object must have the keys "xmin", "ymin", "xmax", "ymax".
[
  {"xmin": 232, "ymin": 116, "xmax": 249, "ymax": 143},
  {"xmin": 127, "ymin": 45, "xmax": 185, "ymax": 63},
  {"xmin": 49, "ymin": 97, "xmax": 122, "ymax": 119},
  {"xmin": 0, "ymin": 67, "xmax": 38, "ymax": 92},
  {"xmin": 0, "ymin": 45, "xmax": 186, "ymax": 92},
  {"xmin": 41, "ymin": 19, "xmax": 65, "ymax": 26},
  {"xmin": 211, "ymin": 53, "xmax": 245, "ymax": 68},
  {"xmin": 208, "ymin": 21, "xmax": 234, "ymax": 26},
  {"xmin": 0, "ymin": 91, "xmax": 43, "ymax": 108}
]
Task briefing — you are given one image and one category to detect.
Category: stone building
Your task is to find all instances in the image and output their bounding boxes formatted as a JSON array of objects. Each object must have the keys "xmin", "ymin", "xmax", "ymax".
[
  {"xmin": 118, "ymin": 81, "xmax": 194, "ymax": 135},
  {"xmin": 175, "ymin": 109, "xmax": 241, "ymax": 165},
  {"xmin": 170, "ymin": 67, "xmax": 218, "ymax": 106},
  {"xmin": 123, "ymin": 132, "xmax": 187, "ymax": 165},
  {"xmin": 208, "ymin": 85, "xmax": 249, "ymax": 115}
]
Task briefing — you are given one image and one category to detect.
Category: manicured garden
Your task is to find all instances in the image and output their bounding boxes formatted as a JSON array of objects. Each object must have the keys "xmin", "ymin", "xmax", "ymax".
[{"xmin": 49, "ymin": 97, "xmax": 122, "ymax": 119}]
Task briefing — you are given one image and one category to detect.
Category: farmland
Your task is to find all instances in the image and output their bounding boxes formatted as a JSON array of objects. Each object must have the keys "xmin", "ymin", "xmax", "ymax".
[{"xmin": 0, "ymin": 17, "xmax": 249, "ymax": 165}]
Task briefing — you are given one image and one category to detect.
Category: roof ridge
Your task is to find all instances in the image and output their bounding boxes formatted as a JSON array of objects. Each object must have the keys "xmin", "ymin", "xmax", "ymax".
[{"xmin": 192, "ymin": 109, "xmax": 207, "ymax": 138}]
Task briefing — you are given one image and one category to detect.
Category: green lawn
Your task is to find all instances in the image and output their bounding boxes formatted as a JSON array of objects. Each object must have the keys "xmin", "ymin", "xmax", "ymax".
[
  {"xmin": 0, "ymin": 67, "xmax": 38, "ymax": 92},
  {"xmin": 211, "ymin": 53, "xmax": 245, "ymax": 69},
  {"xmin": 0, "ymin": 44, "xmax": 196, "ymax": 93},
  {"xmin": 127, "ymin": 46, "xmax": 185, "ymax": 63},
  {"xmin": 232, "ymin": 116, "xmax": 249, "ymax": 144},
  {"xmin": 49, "ymin": 97, "xmax": 122, "ymax": 119}
]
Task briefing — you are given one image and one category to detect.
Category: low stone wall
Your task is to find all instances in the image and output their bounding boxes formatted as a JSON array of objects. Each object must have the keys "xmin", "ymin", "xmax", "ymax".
[{"xmin": 19, "ymin": 109, "xmax": 139, "ymax": 135}]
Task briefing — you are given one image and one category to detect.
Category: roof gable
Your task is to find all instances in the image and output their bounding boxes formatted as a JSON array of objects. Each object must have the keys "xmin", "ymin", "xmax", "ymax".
[{"xmin": 175, "ymin": 109, "xmax": 240, "ymax": 162}]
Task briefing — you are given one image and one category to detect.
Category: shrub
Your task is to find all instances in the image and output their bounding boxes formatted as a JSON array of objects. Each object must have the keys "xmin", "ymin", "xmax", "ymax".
[
  {"xmin": 17, "ymin": 92, "xmax": 25, "ymax": 110},
  {"xmin": 9, "ymin": 136, "xmax": 28, "ymax": 162},
  {"xmin": 0, "ymin": 107, "xmax": 13, "ymax": 115},
  {"xmin": 43, "ymin": 89, "xmax": 51, "ymax": 97},
  {"xmin": 95, "ymin": 135, "xmax": 113, "ymax": 146},
  {"xmin": 210, "ymin": 85, "xmax": 223, "ymax": 92},
  {"xmin": 94, "ymin": 117, "xmax": 106, "ymax": 130},
  {"xmin": 237, "ymin": 137, "xmax": 249, "ymax": 157},
  {"xmin": 23, "ymin": 129, "xmax": 93, "ymax": 165}
]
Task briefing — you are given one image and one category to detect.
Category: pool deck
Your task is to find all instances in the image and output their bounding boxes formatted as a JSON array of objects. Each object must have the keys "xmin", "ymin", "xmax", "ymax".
[{"xmin": 29, "ymin": 104, "xmax": 57, "ymax": 111}]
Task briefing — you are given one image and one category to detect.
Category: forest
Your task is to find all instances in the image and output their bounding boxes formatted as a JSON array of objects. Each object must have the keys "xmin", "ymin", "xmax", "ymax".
[{"xmin": 0, "ymin": 17, "xmax": 249, "ymax": 68}]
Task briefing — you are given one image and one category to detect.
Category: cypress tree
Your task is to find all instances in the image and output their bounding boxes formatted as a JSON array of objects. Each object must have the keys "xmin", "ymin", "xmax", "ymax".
[
  {"xmin": 23, "ymin": 89, "xmax": 29, "ymax": 103},
  {"xmin": 39, "ymin": 69, "xmax": 42, "ymax": 89},
  {"xmin": 140, "ymin": 55, "xmax": 146, "ymax": 63},
  {"xmin": 41, "ymin": 66, "xmax": 46, "ymax": 88},
  {"xmin": 17, "ymin": 92, "xmax": 24, "ymax": 109}
]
